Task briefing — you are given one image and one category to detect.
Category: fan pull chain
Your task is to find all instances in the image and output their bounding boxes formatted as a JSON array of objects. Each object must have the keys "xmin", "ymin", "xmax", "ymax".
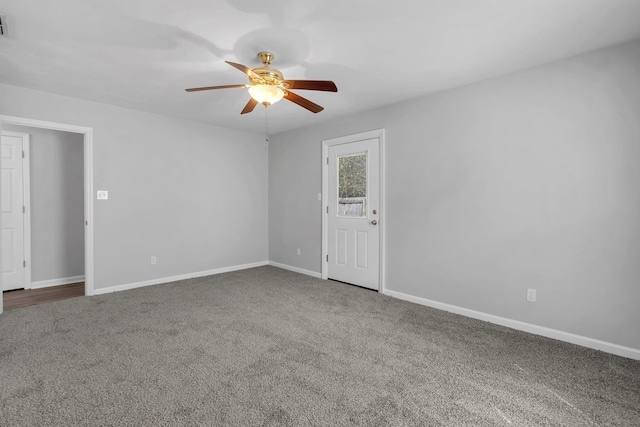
[{"xmin": 264, "ymin": 105, "xmax": 270, "ymax": 148}]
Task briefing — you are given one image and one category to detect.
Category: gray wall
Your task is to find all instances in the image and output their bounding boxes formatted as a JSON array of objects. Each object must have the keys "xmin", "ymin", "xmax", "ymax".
[
  {"xmin": 0, "ymin": 87, "xmax": 269, "ymax": 291},
  {"xmin": 269, "ymin": 39, "xmax": 640, "ymax": 350},
  {"xmin": 2, "ymin": 125, "xmax": 84, "ymax": 283}
]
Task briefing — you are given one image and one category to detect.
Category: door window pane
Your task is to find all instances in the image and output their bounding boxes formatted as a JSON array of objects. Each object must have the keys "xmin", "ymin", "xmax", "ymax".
[{"xmin": 337, "ymin": 153, "xmax": 367, "ymax": 217}]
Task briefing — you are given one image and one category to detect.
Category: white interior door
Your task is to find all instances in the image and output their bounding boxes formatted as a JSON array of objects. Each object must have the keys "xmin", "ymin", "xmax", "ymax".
[
  {"xmin": 327, "ymin": 138, "xmax": 380, "ymax": 289},
  {"xmin": 1, "ymin": 132, "xmax": 26, "ymax": 291}
]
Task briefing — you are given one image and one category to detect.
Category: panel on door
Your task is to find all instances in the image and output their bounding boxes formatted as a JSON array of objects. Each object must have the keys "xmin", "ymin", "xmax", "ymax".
[
  {"xmin": 1, "ymin": 134, "xmax": 25, "ymax": 291},
  {"xmin": 327, "ymin": 138, "xmax": 379, "ymax": 290}
]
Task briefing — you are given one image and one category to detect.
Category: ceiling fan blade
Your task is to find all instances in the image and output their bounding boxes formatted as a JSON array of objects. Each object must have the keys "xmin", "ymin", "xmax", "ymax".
[
  {"xmin": 284, "ymin": 91, "xmax": 324, "ymax": 113},
  {"xmin": 185, "ymin": 84, "xmax": 248, "ymax": 92},
  {"xmin": 226, "ymin": 61, "xmax": 264, "ymax": 82},
  {"xmin": 284, "ymin": 80, "xmax": 338, "ymax": 92},
  {"xmin": 241, "ymin": 98, "xmax": 259, "ymax": 115}
]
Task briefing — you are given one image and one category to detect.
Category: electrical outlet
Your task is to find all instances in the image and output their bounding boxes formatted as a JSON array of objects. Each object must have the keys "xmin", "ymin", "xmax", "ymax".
[
  {"xmin": 527, "ymin": 288, "xmax": 537, "ymax": 302},
  {"xmin": 97, "ymin": 190, "xmax": 108, "ymax": 200},
  {"xmin": 296, "ymin": 248, "xmax": 301, "ymax": 256},
  {"xmin": 150, "ymin": 256, "xmax": 157, "ymax": 265}
]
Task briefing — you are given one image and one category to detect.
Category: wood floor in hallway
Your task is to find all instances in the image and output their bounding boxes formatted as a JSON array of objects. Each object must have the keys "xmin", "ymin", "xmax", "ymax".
[{"xmin": 3, "ymin": 282, "xmax": 85, "ymax": 310}]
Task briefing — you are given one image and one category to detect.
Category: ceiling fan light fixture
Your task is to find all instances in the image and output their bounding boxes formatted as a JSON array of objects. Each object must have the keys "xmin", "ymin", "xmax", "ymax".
[
  {"xmin": 185, "ymin": 52, "xmax": 336, "ymax": 114},
  {"xmin": 248, "ymin": 84, "xmax": 284, "ymax": 106}
]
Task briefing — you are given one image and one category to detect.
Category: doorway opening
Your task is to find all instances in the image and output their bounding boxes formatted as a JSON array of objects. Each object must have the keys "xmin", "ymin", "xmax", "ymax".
[{"xmin": 0, "ymin": 115, "xmax": 94, "ymax": 314}]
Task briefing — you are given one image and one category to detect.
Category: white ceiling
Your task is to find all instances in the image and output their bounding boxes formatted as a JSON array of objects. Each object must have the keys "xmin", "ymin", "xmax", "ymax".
[{"xmin": 1, "ymin": 0, "xmax": 640, "ymax": 134}]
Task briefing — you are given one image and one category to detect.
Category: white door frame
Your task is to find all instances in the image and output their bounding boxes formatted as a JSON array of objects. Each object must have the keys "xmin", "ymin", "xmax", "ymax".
[
  {"xmin": 0, "ymin": 115, "xmax": 95, "ymax": 304},
  {"xmin": 1, "ymin": 131, "xmax": 32, "ymax": 290},
  {"xmin": 322, "ymin": 129, "xmax": 385, "ymax": 293}
]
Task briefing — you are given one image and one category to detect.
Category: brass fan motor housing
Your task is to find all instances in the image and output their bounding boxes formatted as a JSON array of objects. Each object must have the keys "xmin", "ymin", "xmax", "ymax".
[
  {"xmin": 250, "ymin": 66, "xmax": 284, "ymax": 86},
  {"xmin": 249, "ymin": 51, "xmax": 290, "ymax": 88}
]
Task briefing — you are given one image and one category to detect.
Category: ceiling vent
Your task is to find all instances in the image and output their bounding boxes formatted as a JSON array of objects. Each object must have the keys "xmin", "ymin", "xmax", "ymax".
[{"xmin": 0, "ymin": 15, "xmax": 7, "ymax": 36}]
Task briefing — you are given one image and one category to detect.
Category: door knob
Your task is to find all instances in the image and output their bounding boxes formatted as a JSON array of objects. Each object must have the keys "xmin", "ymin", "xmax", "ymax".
[{"xmin": 370, "ymin": 220, "xmax": 378, "ymax": 225}]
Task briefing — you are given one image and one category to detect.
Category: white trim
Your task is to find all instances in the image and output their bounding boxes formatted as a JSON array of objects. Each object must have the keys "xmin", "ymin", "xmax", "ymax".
[
  {"xmin": 83, "ymin": 129, "xmax": 94, "ymax": 295},
  {"xmin": 379, "ymin": 130, "xmax": 386, "ymax": 293},
  {"xmin": 1, "ymin": 116, "xmax": 93, "ymax": 134},
  {"xmin": 384, "ymin": 289, "xmax": 640, "ymax": 361},
  {"xmin": 92, "ymin": 261, "xmax": 268, "ymax": 295},
  {"xmin": 0, "ymin": 115, "xmax": 94, "ymax": 297},
  {"xmin": 31, "ymin": 275, "xmax": 85, "ymax": 289},
  {"xmin": 22, "ymin": 134, "xmax": 31, "ymax": 290},
  {"xmin": 321, "ymin": 129, "xmax": 386, "ymax": 292},
  {"xmin": 268, "ymin": 261, "xmax": 322, "ymax": 278}
]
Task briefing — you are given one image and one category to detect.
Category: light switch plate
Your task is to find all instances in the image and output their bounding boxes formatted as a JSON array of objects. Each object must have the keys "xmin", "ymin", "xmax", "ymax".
[{"xmin": 97, "ymin": 190, "xmax": 108, "ymax": 200}]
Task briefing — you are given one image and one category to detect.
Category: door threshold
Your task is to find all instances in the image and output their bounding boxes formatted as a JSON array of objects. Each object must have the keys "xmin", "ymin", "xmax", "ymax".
[{"xmin": 328, "ymin": 278, "xmax": 378, "ymax": 291}]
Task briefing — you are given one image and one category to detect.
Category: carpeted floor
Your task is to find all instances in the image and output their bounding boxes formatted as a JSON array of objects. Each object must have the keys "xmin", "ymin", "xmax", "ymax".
[{"xmin": 1, "ymin": 266, "xmax": 639, "ymax": 426}]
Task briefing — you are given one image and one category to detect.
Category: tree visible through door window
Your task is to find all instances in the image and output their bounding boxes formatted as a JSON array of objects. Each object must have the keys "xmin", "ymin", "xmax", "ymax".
[{"xmin": 337, "ymin": 153, "xmax": 367, "ymax": 217}]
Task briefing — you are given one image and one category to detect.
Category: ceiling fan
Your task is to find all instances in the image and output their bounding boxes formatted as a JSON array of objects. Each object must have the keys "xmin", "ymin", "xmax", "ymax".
[{"xmin": 185, "ymin": 51, "xmax": 338, "ymax": 114}]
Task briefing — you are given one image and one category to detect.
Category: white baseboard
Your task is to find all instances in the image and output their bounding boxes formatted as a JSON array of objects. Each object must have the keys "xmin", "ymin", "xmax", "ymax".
[
  {"xmin": 92, "ymin": 261, "xmax": 268, "ymax": 296},
  {"xmin": 384, "ymin": 289, "xmax": 640, "ymax": 361},
  {"xmin": 31, "ymin": 275, "xmax": 85, "ymax": 289},
  {"xmin": 268, "ymin": 261, "xmax": 322, "ymax": 278}
]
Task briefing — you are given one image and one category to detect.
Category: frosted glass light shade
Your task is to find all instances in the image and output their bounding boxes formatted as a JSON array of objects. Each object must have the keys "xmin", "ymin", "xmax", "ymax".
[{"xmin": 248, "ymin": 84, "xmax": 284, "ymax": 105}]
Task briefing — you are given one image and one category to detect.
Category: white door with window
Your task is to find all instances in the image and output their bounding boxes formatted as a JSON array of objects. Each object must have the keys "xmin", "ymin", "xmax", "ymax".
[
  {"xmin": 325, "ymin": 134, "xmax": 381, "ymax": 290},
  {"xmin": 1, "ymin": 132, "xmax": 27, "ymax": 291}
]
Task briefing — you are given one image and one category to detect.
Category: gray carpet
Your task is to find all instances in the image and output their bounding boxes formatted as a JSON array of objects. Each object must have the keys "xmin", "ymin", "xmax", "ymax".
[{"xmin": 1, "ymin": 266, "xmax": 639, "ymax": 426}]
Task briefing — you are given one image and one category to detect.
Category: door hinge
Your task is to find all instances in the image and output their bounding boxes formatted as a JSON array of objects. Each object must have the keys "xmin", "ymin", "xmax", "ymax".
[
  {"xmin": 22, "ymin": 150, "xmax": 25, "ymax": 159},
  {"xmin": 326, "ymin": 157, "xmax": 329, "ymax": 165},
  {"xmin": 23, "ymin": 260, "xmax": 26, "ymax": 268},
  {"xmin": 22, "ymin": 206, "xmax": 25, "ymax": 213},
  {"xmin": 326, "ymin": 206, "xmax": 328, "ymax": 214},
  {"xmin": 326, "ymin": 254, "xmax": 328, "ymax": 262},
  {"xmin": 85, "ymin": 220, "xmax": 88, "ymax": 226}
]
